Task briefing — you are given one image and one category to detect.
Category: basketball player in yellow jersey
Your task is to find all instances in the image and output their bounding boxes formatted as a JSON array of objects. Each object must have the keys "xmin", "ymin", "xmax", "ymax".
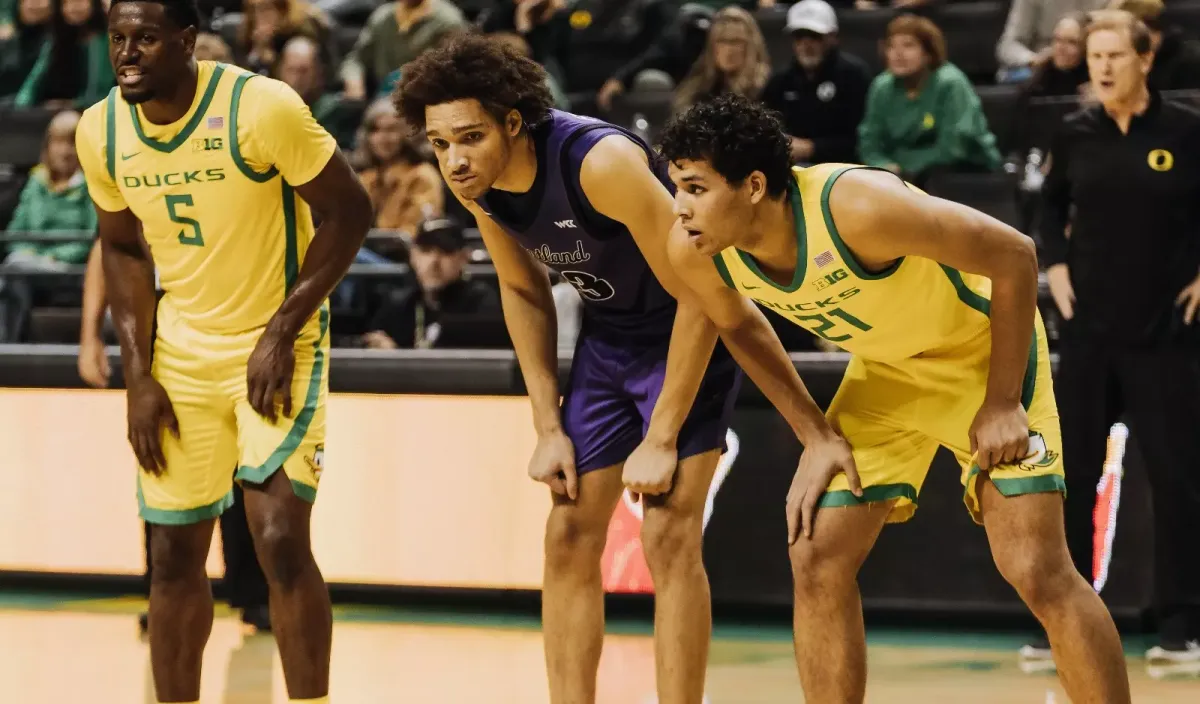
[
  {"xmin": 658, "ymin": 95, "xmax": 1131, "ymax": 702},
  {"xmin": 75, "ymin": 1, "xmax": 371, "ymax": 702}
]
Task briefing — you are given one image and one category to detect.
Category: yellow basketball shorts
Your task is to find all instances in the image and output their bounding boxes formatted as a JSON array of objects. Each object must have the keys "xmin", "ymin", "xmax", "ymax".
[
  {"xmin": 136, "ymin": 309, "xmax": 329, "ymax": 525},
  {"xmin": 820, "ymin": 314, "xmax": 1065, "ymax": 524}
]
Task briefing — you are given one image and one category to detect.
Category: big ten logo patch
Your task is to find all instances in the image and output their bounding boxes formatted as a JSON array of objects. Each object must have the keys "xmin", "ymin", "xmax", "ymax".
[
  {"xmin": 304, "ymin": 444, "xmax": 324, "ymax": 480},
  {"xmin": 1147, "ymin": 149, "xmax": 1174, "ymax": 172},
  {"xmin": 192, "ymin": 137, "xmax": 224, "ymax": 153},
  {"xmin": 812, "ymin": 267, "xmax": 848, "ymax": 291}
]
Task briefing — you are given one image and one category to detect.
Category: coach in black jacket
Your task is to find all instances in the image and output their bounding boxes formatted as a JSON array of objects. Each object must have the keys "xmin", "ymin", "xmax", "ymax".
[{"xmin": 1038, "ymin": 10, "xmax": 1200, "ymax": 666}]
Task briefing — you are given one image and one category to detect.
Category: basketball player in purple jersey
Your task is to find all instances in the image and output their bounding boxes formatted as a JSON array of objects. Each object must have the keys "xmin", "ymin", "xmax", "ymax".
[{"xmin": 397, "ymin": 36, "xmax": 853, "ymax": 703}]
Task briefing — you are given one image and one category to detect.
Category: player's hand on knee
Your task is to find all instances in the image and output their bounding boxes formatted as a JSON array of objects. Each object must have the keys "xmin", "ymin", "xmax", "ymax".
[
  {"xmin": 126, "ymin": 378, "xmax": 179, "ymax": 476},
  {"xmin": 787, "ymin": 431, "xmax": 859, "ymax": 544},
  {"xmin": 968, "ymin": 400, "xmax": 1030, "ymax": 470},
  {"xmin": 246, "ymin": 328, "xmax": 296, "ymax": 423},
  {"xmin": 622, "ymin": 438, "xmax": 679, "ymax": 502},
  {"xmin": 528, "ymin": 429, "xmax": 578, "ymax": 500}
]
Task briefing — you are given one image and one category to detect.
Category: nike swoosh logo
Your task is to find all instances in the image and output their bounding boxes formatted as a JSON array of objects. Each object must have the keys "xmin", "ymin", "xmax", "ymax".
[{"xmin": 121, "ymin": 152, "xmax": 139, "ymax": 160}]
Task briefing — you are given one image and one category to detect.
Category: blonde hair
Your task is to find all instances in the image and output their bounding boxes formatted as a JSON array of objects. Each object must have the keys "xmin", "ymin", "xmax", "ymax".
[
  {"xmin": 674, "ymin": 7, "xmax": 770, "ymax": 112},
  {"xmin": 1086, "ymin": 9, "xmax": 1154, "ymax": 55}
]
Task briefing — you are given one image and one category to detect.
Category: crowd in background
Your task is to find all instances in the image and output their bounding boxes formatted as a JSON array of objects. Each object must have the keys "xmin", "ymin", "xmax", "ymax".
[{"xmin": 1, "ymin": 0, "xmax": 1200, "ymax": 355}]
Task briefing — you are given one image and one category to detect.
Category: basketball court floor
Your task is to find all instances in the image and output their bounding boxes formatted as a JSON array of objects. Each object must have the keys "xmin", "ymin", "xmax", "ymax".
[{"xmin": 2, "ymin": 592, "xmax": 1196, "ymax": 703}]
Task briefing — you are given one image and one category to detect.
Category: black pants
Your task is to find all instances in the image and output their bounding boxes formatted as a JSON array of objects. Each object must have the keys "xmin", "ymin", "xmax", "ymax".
[
  {"xmin": 1056, "ymin": 343, "xmax": 1200, "ymax": 641},
  {"xmin": 142, "ymin": 482, "xmax": 268, "ymax": 610}
]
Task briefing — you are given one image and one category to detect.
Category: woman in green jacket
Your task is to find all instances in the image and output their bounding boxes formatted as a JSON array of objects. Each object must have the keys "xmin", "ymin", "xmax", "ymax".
[
  {"xmin": 857, "ymin": 14, "xmax": 1001, "ymax": 187},
  {"xmin": 15, "ymin": 0, "xmax": 113, "ymax": 109}
]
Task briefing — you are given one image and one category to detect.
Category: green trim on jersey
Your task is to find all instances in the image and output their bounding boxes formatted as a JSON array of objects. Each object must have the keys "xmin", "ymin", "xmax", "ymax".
[
  {"xmin": 711, "ymin": 254, "xmax": 736, "ymax": 289},
  {"xmin": 821, "ymin": 166, "xmax": 904, "ymax": 280},
  {"xmin": 230, "ymin": 72, "xmax": 280, "ymax": 183},
  {"xmin": 939, "ymin": 264, "xmax": 1038, "ymax": 411},
  {"xmin": 735, "ymin": 178, "xmax": 808, "ymax": 292},
  {"xmin": 104, "ymin": 88, "xmax": 117, "ymax": 179},
  {"xmin": 282, "ymin": 181, "xmax": 299, "ymax": 291},
  {"xmin": 129, "ymin": 64, "xmax": 226, "ymax": 153}
]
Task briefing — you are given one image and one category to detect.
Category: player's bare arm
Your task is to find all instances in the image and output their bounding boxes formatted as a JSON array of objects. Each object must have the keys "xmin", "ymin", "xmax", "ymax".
[
  {"xmin": 247, "ymin": 149, "xmax": 372, "ymax": 422},
  {"xmin": 579, "ymin": 135, "xmax": 719, "ymax": 495},
  {"xmin": 78, "ymin": 240, "xmax": 111, "ymax": 388},
  {"xmin": 667, "ymin": 225, "xmax": 859, "ymax": 541},
  {"xmin": 95, "ymin": 205, "xmax": 178, "ymax": 473},
  {"xmin": 827, "ymin": 168, "xmax": 1040, "ymax": 470},
  {"xmin": 462, "ymin": 196, "xmax": 578, "ymax": 499}
]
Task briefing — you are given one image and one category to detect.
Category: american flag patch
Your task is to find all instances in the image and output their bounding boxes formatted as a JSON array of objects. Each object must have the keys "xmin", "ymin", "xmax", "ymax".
[
  {"xmin": 207, "ymin": 116, "xmax": 224, "ymax": 129},
  {"xmin": 813, "ymin": 250, "xmax": 835, "ymax": 268}
]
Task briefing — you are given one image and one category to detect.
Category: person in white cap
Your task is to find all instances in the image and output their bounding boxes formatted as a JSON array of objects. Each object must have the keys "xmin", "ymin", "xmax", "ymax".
[{"xmin": 762, "ymin": 0, "xmax": 871, "ymax": 165}]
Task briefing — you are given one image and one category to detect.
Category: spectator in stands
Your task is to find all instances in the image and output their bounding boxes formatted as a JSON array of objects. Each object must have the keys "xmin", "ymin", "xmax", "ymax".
[
  {"xmin": 0, "ymin": 0, "xmax": 51, "ymax": 99},
  {"xmin": 340, "ymin": 0, "xmax": 466, "ymax": 102},
  {"xmin": 237, "ymin": 0, "xmax": 333, "ymax": 76},
  {"xmin": 194, "ymin": 31, "xmax": 232, "ymax": 63},
  {"xmin": 14, "ymin": 0, "xmax": 113, "ymax": 109},
  {"xmin": 488, "ymin": 30, "xmax": 570, "ymax": 109},
  {"xmin": 761, "ymin": 0, "xmax": 870, "ymax": 165},
  {"xmin": 0, "ymin": 110, "xmax": 93, "ymax": 341},
  {"xmin": 478, "ymin": 0, "xmax": 571, "ymax": 87},
  {"xmin": 361, "ymin": 217, "xmax": 499, "ymax": 349},
  {"xmin": 851, "ymin": 0, "xmax": 935, "ymax": 10},
  {"xmin": 997, "ymin": 0, "xmax": 1107, "ymax": 83},
  {"xmin": 1110, "ymin": 0, "xmax": 1200, "ymax": 89},
  {"xmin": 596, "ymin": 3, "xmax": 712, "ymax": 112},
  {"xmin": 858, "ymin": 14, "xmax": 1001, "ymax": 186},
  {"xmin": 276, "ymin": 35, "xmax": 359, "ymax": 149},
  {"xmin": 673, "ymin": 6, "xmax": 769, "ymax": 113},
  {"xmin": 1027, "ymin": 12, "xmax": 1091, "ymax": 97},
  {"xmin": 355, "ymin": 99, "xmax": 443, "ymax": 251}
]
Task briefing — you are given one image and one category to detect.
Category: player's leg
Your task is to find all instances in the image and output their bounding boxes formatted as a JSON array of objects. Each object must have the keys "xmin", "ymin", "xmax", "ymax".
[
  {"xmin": 543, "ymin": 465, "xmax": 627, "ymax": 704},
  {"xmin": 220, "ymin": 481, "xmax": 271, "ymax": 633},
  {"xmin": 634, "ymin": 346, "xmax": 739, "ymax": 704},
  {"xmin": 790, "ymin": 358, "xmax": 938, "ymax": 702},
  {"xmin": 543, "ymin": 333, "xmax": 640, "ymax": 703},
  {"xmin": 139, "ymin": 344, "xmax": 239, "ymax": 703},
  {"xmin": 976, "ymin": 480, "xmax": 1131, "ymax": 701},
  {"xmin": 640, "ymin": 449, "xmax": 721, "ymax": 704},
  {"xmin": 1118, "ymin": 348, "xmax": 1200, "ymax": 661},
  {"xmin": 234, "ymin": 325, "xmax": 332, "ymax": 700}
]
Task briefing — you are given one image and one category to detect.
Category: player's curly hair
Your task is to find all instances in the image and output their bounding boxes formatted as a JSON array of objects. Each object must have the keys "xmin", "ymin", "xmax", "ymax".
[
  {"xmin": 658, "ymin": 94, "xmax": 792, "ymax": 199},
  {"xmin": 395, "ymin": 34, "xmax": 555, "ymax": 133}
]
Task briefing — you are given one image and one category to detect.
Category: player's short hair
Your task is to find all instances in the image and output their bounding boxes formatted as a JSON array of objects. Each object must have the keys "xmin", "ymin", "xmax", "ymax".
[
  {"xmin": 109, "ymin": 0, "xmax": 201, "ymax": 31},
  {"xmin": 1087, "ymin": 9, "xmax": 1154, "ymax": 54},
  {"xmin": 658, "ymin": 93, "xmax": 793, "ymax": 199},
  {"xmin": 395, "ymin": 33, "xmax": 555, "ymax": 132},
  {"xmin": 1107, "ymin": 0, "xmax": 1164, "ymax": 32}
]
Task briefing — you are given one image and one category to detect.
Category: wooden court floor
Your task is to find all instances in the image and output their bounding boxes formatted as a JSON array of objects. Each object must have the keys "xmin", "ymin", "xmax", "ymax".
[{"xmin": 1, "ymin": 594, "xmax": 1197, "ymax": 703}]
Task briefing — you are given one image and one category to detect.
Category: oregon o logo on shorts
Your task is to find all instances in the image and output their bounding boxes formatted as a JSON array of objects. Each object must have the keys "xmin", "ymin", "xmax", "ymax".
[{"xmin": 1148, "ymin": 149, "xmax": 1174, "ymax": 172}]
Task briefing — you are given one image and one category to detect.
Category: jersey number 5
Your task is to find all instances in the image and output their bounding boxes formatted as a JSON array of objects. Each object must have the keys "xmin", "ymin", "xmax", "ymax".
[
  {"xmin": 794, "ymin": 308, "xmax": 872, "ymax": 342},
  {"xmin": 166, "ymin": 194, "xmax": 205, "ymax": 247}
]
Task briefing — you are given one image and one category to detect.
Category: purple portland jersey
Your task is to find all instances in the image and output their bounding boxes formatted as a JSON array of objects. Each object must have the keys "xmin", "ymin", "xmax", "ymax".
[{"xmin": 476, "ymin": 110, "xmax": 677, "ymax": 341}]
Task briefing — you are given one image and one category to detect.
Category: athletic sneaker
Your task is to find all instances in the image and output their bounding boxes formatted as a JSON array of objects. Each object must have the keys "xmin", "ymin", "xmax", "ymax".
[
  {"xmin": 1146, "ymin": 639, "xmax": 1200, "ymax": 664},
  {"xmin": 1019, "ymin": 634, "xmax": 1055, "ymax": 674}
]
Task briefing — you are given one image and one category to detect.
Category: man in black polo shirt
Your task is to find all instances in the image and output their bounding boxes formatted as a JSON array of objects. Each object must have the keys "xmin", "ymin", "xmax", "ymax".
[
  {"xmin": 1039, "ymin": 9, "xmax": 1200, "ymax": 668},
  {"xmin": 760, "ymin": 0, "xmax": 871, "ymax": 165}
]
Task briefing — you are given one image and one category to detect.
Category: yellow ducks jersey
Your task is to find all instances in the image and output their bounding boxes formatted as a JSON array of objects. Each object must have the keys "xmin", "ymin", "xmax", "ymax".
[
  {"xmin": 76, "ymin": 61, "xmax": 337, "ymax": 336},
  {"xmin": 713, "ymin": 164, "xmax": 1000, "ymax": 364}
]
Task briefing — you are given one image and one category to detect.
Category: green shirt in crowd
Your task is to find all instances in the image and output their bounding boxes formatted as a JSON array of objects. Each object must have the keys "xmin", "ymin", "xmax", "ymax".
[
  {"xmin": 340, "ymin": 0, "xmax": 465, "ymax": 92},
  {"xmin": 5, "ymin": 165, "xmax": 96, "ymax": 264},
  {"xmin": 15, "ymin": 33, "xmax": 114, "ymax": 109},
  {"xmin": 857, "ymin": 63, "xmax": 1001, "ymax": 177}
]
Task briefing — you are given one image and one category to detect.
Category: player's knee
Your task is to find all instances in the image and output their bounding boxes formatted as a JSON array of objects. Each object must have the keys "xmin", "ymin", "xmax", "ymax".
[
  {"xmin": 253, "ymin": 513, "xmax": 312, "ymax": 590},
  {"xmin": 640, "ymin": 510, "xmax": 702, "ymax": 574},
  {"xmin": 544, "ymin": 508, "xmax": 607, "ymax": 572},
  {"xmin": 994, "ymin": 546, "xmax": 1079, "ymax": 613},
  {"xmin": 788, "ymin": 535, "xmax": 859, "ymax": 601},
  {"xmin": 149, "ymin": 526, "xmax": 209, "ymax": 585}
]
